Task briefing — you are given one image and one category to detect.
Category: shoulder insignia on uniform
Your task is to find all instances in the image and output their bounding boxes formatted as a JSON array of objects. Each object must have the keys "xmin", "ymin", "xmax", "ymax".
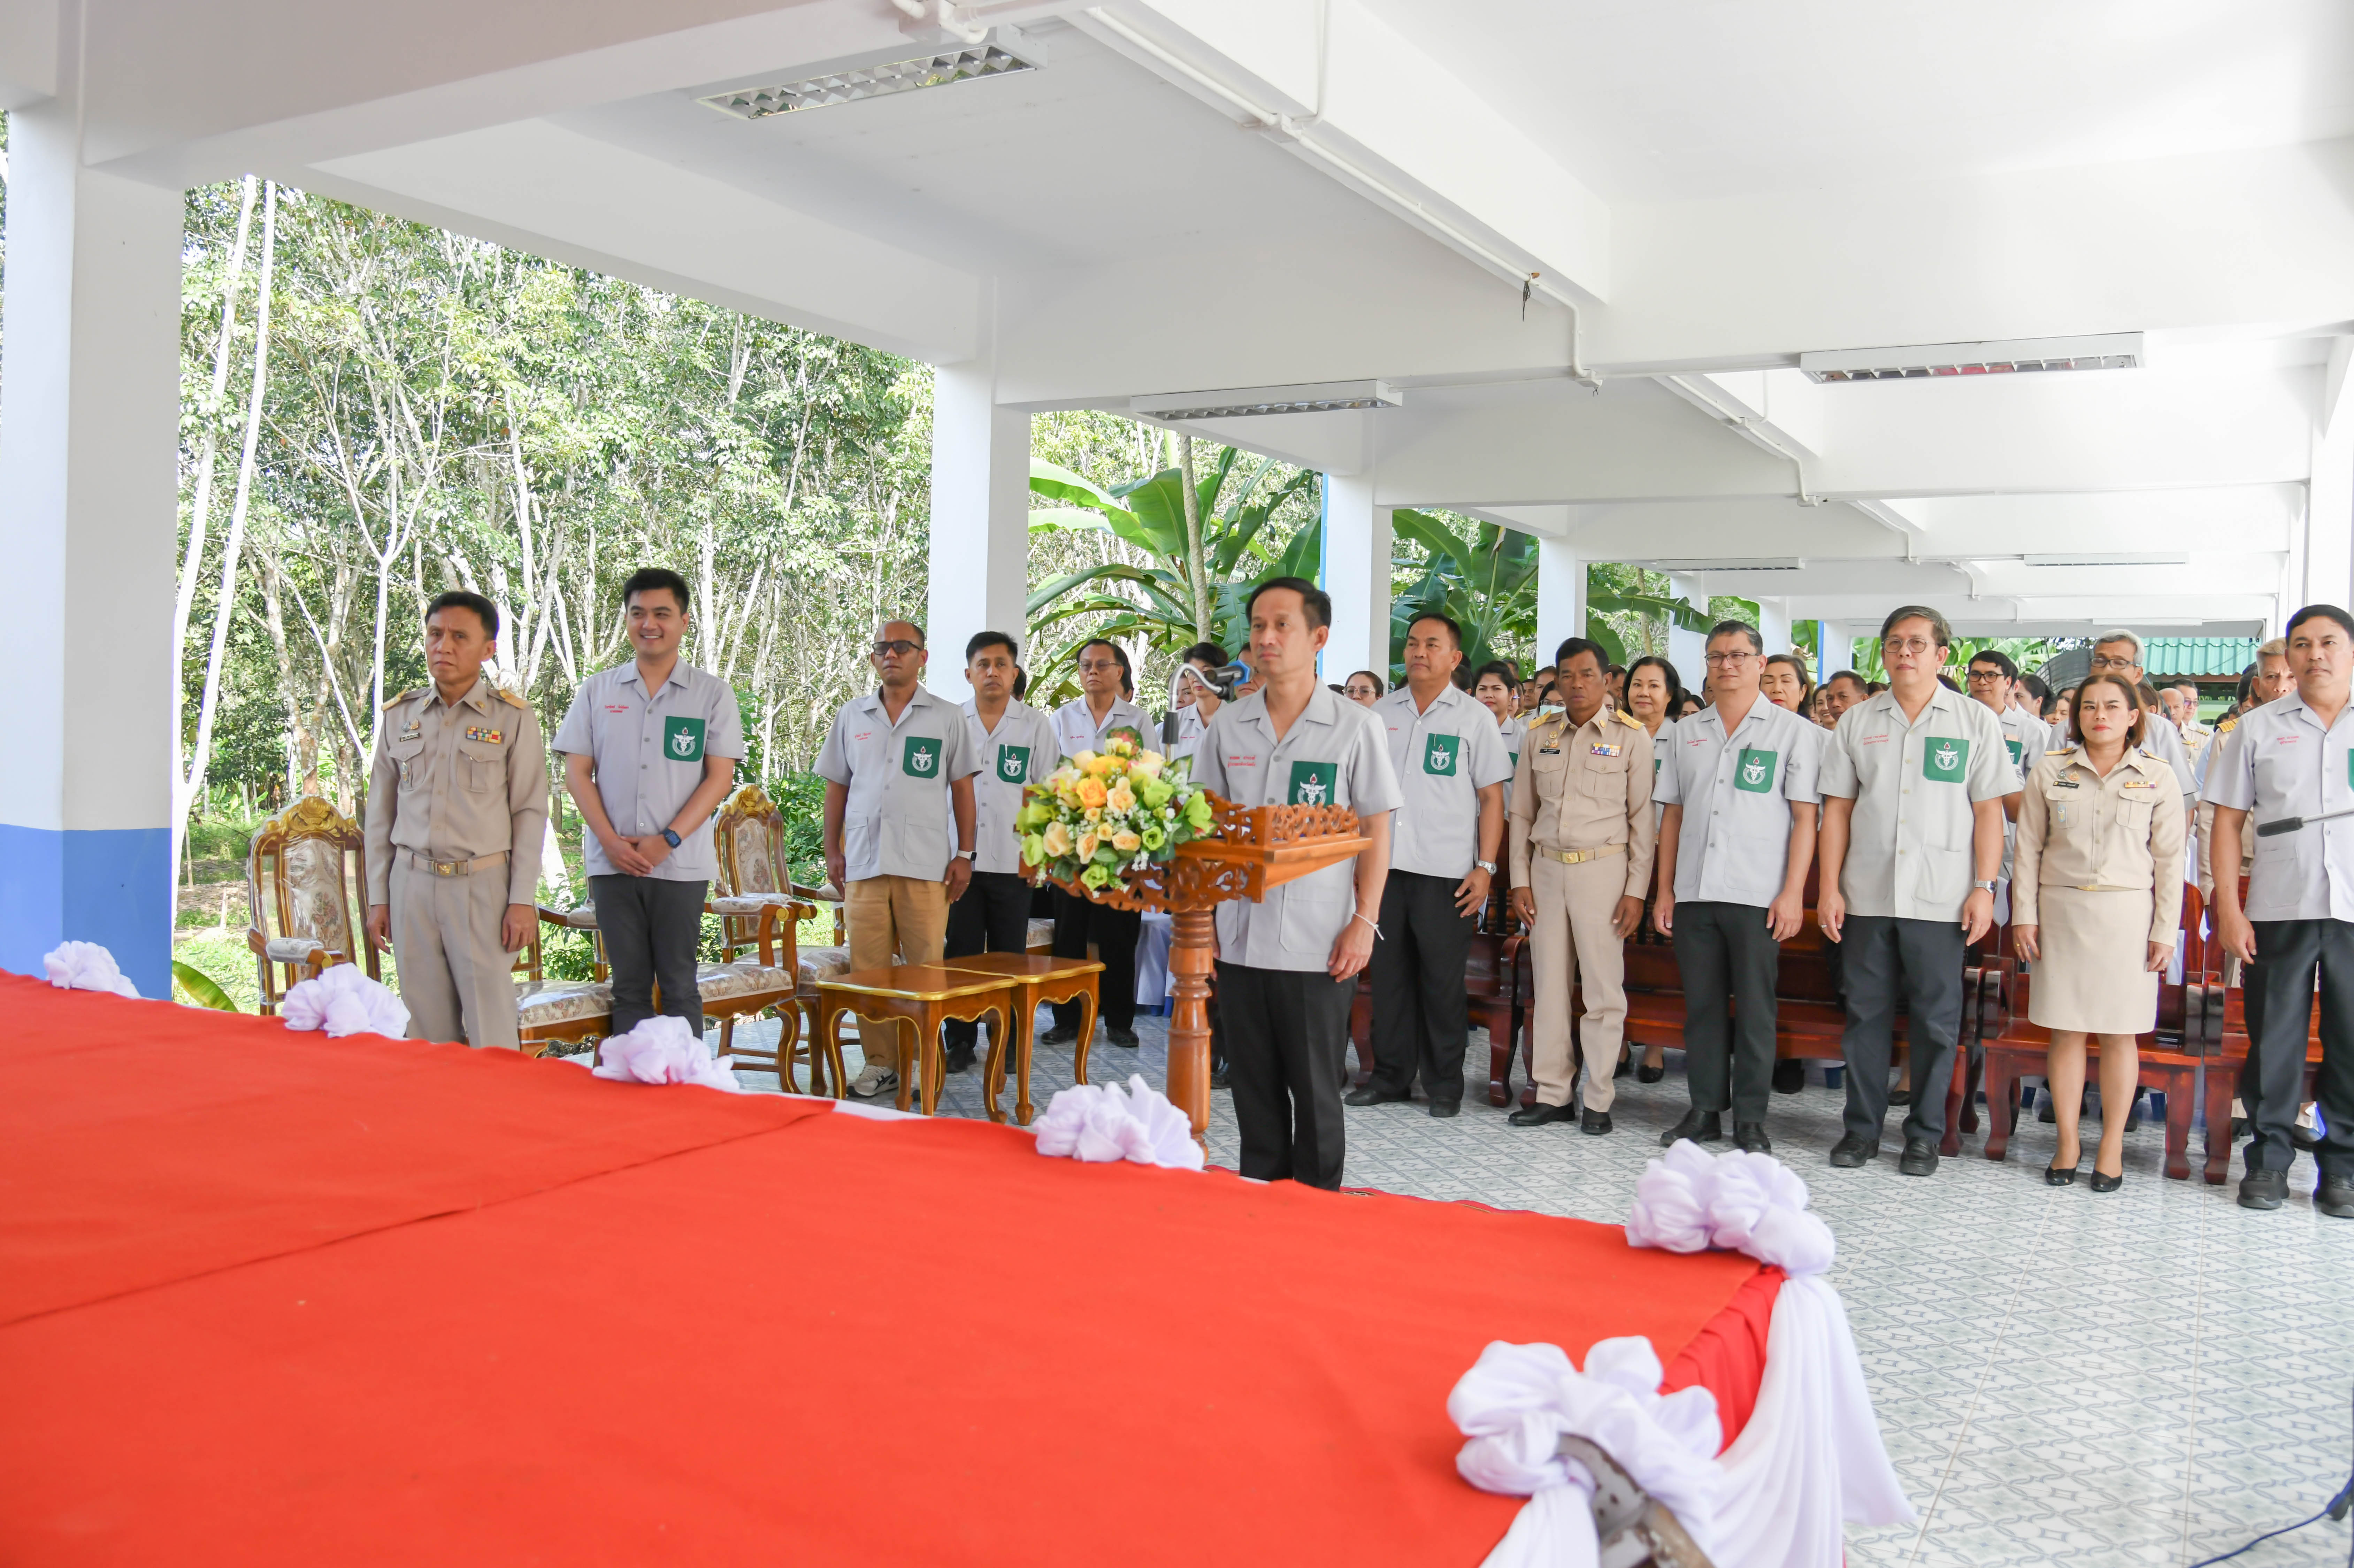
[
  {"xmin": 1617, "ymin": 709, "xmax": 1643, "ymax": 729},
  {"xmin": 494, "ymin": 687, "xmax": 529, "ymax": 709},
  {"xmin": 382, "ymin": 688, "xmax": 424, "ymax": 710},
  {"xmin": 2045, "ymin": 747, "xmax": 2071, "ymax": 754},
  {"xmin": 2217, "ymin": 715, "xmax": 2238, "ymax": 733}
]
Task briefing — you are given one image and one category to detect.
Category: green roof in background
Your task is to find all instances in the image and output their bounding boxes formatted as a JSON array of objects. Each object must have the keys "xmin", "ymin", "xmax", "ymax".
[{"xmin": 2139, "ymin": 638, "xmax": 2260, "ymax": 677}]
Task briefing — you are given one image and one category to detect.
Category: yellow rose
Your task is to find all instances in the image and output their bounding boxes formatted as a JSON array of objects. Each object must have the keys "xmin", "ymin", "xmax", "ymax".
[
  {"xmin": 1106, "ymin": 781, "xmax": 1136, "ymax": 814},
  {"xmin": 1086, "ymin": 754, "xmax": 1119, "ymax": 779},
  {"xmin": 1073, "ymin": 750, "xmax": 1098, "ymax": 773},
  {"xmin": 1128, "ymin": 752, "xmax": 1165, "ymax": 781},
  {"xmin": 1077, "ymin": 831, "xmax": 1099, "ymax": 861},
  {"xmin": 1076, "ymin": 777, "xmax": 1108, "ymax": 809},
  {"xmin": 1042, "ymin": 821, "xmax": 1073, "ymax": 858},
  {"xmin": 1083, "ymin": 806, "xmax": 1102, "ymax": 823},
  {"xmin": 1111, "ymin": 830, "xmax": 1142, "ymax": 853}
]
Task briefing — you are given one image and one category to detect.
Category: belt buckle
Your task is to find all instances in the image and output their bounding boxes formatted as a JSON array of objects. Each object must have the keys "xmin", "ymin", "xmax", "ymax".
[{"xmin": 435, "ymin": 859, "xmax": 456, "ymax": 877}]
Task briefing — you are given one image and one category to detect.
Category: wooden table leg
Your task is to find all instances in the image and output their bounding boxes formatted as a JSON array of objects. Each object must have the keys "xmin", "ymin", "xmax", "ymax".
[
  {"xmin": 1013, "ymin": 986, "xmax": 1038, "ymax": 1126},
  {"xmin": 2203, "ymin": 1061, "xmax": 2236, "ymax": 1184},
  {"xmin": 1983, "ymin": 1052, "xmax": 2016, "ymax": 1162},
  {"xmin": 2162, "ymin": 1066, "xmax": 2193, "ymax": 1180},
  {"xmin": 918, "ymin": 1003, "xmax": 949, "ymax": 1117},
  {"xmin": 1166, "ymin": 908, "xmax": 1215, "ymax": 1147},
  {"xmin": 892, "ymin": 1011, "xmax": 917, "ymax": 1113},
  {"xmin": 1071, "ymin": 978, "xmax": 1102, "ymax": 1087},
  {"xmin": 982, "ymin": 1000, "xmax": 1011, "ymax": 1125}
]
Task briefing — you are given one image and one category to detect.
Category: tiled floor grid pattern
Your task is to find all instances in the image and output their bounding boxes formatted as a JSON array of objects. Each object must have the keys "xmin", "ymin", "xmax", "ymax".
[{"xmin": 712, "ymin": 1012, "xmax": 2354, "ymax": 1567}]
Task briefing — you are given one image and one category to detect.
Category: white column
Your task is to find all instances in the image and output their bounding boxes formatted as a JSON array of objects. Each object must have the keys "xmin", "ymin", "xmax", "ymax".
[
  {"xmin": 925, "ymin": 357, "xmax": 1030, "ymax": 702},
  {"xmin": 1536, "ymin": 537, "xmax": 1585, "ymax": 676},
  {"xmin": 2308, "ymin": 416, "xmax": 2354, "ymax": 614},
  {"xmin": 1667, "ymin": 574, "xmax": 1710, "ymax": 690},
  {"xmin": 1319, "ymin": 472, "xmax": 1391, "ymax": 683},
  {"xmin": 1817, "ymin": 621, "xmax": 1858, "ymax": 676},
  {"xmin": 0, "ymin": 105, "xmax": 182, "ymax": 998},
  {"xmin": 1756, "ymin": 597, "xmax": 1793, "ymax": 661}
]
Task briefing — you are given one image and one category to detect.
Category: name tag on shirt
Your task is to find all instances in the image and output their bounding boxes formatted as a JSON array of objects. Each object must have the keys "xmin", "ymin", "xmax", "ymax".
[
  {"xmin": 1539, "ymin": 741, "xmax": 1561, "ymax": 755},
  {"xmin": 1861, "ymin": 732, "xmax": 1891, "ymax": 746},
  {"xmin": 603, "ymin": 704, "xmax": 631, "ymax": 715},
  {"xmin": 1225, "ymin": 752, "xmax": 1258, "ymax": 768},
  {"xmin": 2122, "ymin": 780, "xmax": 2155, "ymax": 790},
  {"xmin": 2051, "ymin": 778, "xmax": 2079, "ymax": 790}
]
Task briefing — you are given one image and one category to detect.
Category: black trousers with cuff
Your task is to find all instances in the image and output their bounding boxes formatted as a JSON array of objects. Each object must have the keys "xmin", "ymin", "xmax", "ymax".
[
  {"xmin": 589, "ymin": 874, "xmax": 708, "ymax": 1036},
  {"xmin": 1217, "ymin": 961, "xmax": 1353, "ymax": 1189},
  {"xmin": 1050, "ymin": 889, "xmax": 1138, "ymax": 1033},
  {"xmin": 1837, "ymin": 914, "xmax": 1964, "ymax": 1146},
  {"xmin": 1366, "ymin": 869, "xmax": 1478, "ymax": 1105},
  {"xmin": 1673, "ymin": 900, "xmax": 1782, "ymax": 1123},
  {"xmin": 2244, "ymin": 918, "xmax": 2354, "ymax": 1179},
  {"xmin": 942, "ymin": 870, "xmax": 1033, "ymax": 1051}
]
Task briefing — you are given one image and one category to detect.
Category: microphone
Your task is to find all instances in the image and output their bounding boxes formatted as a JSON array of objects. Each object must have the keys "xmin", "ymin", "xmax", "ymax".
[{"xmin": 2256, "ymin": 806, "xmax": 2354, "ymax": 837}]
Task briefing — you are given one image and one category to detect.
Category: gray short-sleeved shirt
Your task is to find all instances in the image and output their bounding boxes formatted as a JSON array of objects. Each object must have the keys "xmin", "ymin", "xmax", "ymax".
[
  {"xmin": 1653, "ymin": 697, "xmax": 1822, "ymax": 907},
  {"xmin": 1052, "ymin": 695, "xmax": 1152, "ymax": 762},
  {"xmin": 959, "ymin": 698, "xmax": 1059, "ymax": 876},
  {"xmin": 1817, "ymin": 686, "xmax": 2012, "ymax": 921},
  {"xmin": 1996, "ymin": 708, "xmax": 2051, "ymax": 785},
  {"xmin": 1192, "ymin": 685, "xmax": 1402, "ymax": 972},
  {"xmin": 2200, "ymin": 691, "xmax": 2354, "ymax": 921},
  {"xmin": 814, "ymin": 686, "xmax": 980, "ymax": 882},
  {"xmin": 554, "ymin": 660, "xmax": 744, "ymax": 881},
  {"xmin": 1375, "ymin": 683, "xmax": 1514, "ymax": 880}
]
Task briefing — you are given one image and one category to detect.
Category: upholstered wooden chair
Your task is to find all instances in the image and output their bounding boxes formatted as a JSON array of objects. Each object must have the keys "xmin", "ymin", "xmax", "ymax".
[
  {"xmin": 245, "ymin": 796, "xmax": 378, "ymax": 1015},
  {"xmin": 707, "ymin": 783, "xmax": 818, "ymax": 1089},
  {"xmin": 510, "ymin": 908, "xmax": 615, "ymax": 1054}
]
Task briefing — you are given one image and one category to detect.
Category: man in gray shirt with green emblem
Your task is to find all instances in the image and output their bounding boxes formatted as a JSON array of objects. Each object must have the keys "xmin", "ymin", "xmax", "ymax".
[
  {"xmin": 554, "ymin": 568, "xmax": 743, "ymax": 1039},
  {"xmin": 1192, "ymin": 578, "xmax": 1400, "ymax": 1189}
]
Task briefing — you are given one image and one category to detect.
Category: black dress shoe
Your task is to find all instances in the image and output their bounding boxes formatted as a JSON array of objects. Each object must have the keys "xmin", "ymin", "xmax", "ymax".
[
  {"xmin": 1508, "ymin": 1101, "xmax": 1578, "ymax": 1128},
  {"xmin": 1210, "ymin": 1061, "xmax": 1229, "ymax": 1089},
  {"xmin": 2317, "ymin": 1175, "xmax": 2354, "ymax": 1219},
  {"xmin": 1899, "ymin": 1137, "xmax": 1939, "ymax": 1177},
  {"xmin": 1107, "ymin": 1026, "xmax": 1141, "ymax": 1049},
  {"xmin": 2239, "ymin": 1168, "xmax": 2288, "ymax": 1210},
  {"xmin": 1888, "ymin": 1087, "xmax": 1912, "ymax": 1108},
  {"xmin": 1733, "ymin": 1121, "xmax": 1771, "ymax": 1153},
  {"xmin": 2044, "ymin": 1162, "xmax": 2080, "ymax": 1186},
  {"xmin": 1344, "ymin": 1085, "xmax": 1410, "ymax": 1107},
  {"xmin": 1636, "ymin": 1062, "xmax": 1666, "ymax": 1084},
  {"xmin": 1828, "ymin": 1133, "xmax": 1879, "ymax": 1168},
  {"xmin": 2291, "ymin": 1125, "xmax": 2323, "ymax": 1153},
  {"xmin": 1659, "ymin": 1108, "xmax": 1722, "ymax": 1147},
  {"xmin": 1038, "ymin": 1023, "xmax": 1079, "ymax": 1046},
  {"xmin": 1614, "ymin": 1056, "xmax": 1633, "ymax": 1078},
  {"xmin": 1580, "ymin": 1108, "xmax": 1613, "ymax": 1136},
  {"xmin": 1428, "ymin": 1100, "xmax": 1461, "ymax": 1119},
  {"xmin": 1771, "ymin": 1060, "xmax": 1806, "ymax": 1095},
  {"xmin": 2088, "ymin": 1168, "xmax": 2123, "ymax": 1193},
  {"xmin": 944, "ymin": 1043, "xmax": 976, "ymax": 1075}
]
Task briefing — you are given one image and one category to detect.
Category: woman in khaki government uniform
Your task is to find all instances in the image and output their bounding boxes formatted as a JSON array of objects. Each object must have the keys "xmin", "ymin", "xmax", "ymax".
[{"xmin": 2012, "ymin": 674, "xmax": 2187, "ymax": 1191}]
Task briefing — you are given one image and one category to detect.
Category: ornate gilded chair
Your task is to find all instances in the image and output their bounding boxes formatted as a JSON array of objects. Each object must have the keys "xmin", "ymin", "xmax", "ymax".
[
  {"xmin": 512, "ymin": 910, "xmax": 615, "ymax": 1054},
  {"xmin": 707, "ymin": 783, "xmax": 820, "ymax": 1089},
  {"xmin": 246, "ymin": 797, "xmax": 378, "ymax": 1014}
]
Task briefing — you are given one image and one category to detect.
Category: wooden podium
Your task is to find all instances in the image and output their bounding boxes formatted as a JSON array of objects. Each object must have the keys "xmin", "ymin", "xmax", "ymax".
[{"xmin": 1048, "ymin": 793, "xmax": 1368, "ymax": 1142}]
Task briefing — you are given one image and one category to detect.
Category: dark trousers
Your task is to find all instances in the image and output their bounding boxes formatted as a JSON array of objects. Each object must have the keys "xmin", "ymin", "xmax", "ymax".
[
  {"xmin": 1218, "ymin": 961, "xmax": 1352, "ymax": 1188},
  {"xmin": 1051, "ymin": 889, "xmax": 1138, "ymax": 1032},
  {"xmin": 590, "ymin": 874, "xmax": 708, "ymax": 1036},
  {"xmin": 1837, "ymin": 914, "xmax": 1964, "ymax": 1145},
  {"xmin": 1367, "ymin": 870, "xmax": 1477, "ymax": 1105},
  {"xmin": 942, "ymin": 871, "xmax": 1033, "ymax": 1050},
  {"xmin": 1674, "ymin": 901, "xmax": 1783, "ymax": 1122},
  {"xmin": 2245, "ymin": 919, "xmax": 2354, "ymax": 1177}
]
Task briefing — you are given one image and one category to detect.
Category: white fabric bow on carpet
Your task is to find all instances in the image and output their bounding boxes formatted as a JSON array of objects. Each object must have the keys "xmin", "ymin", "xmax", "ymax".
[
  {"xmin": 44, "ymin": 941, "xmax": 139, "ymax": 999},
  {"xmin": 281, "ymin": 963, "xmax": 411, "ymax": 1039},
  {"xmin": 1032, "ymin": 1075, "xmax": 1204, "ymax": 1170},
  {"xmin": 1626, "ymin": 1139, "xmax": 1837, "ymax": 1276},
  {"xmin": 592, "ymin": 1015, "xmax": 739, "ymax": 1091},
  {"xmin": 1449, "ymin": 1336, "xmax": 1723, "ymax": 1568}
]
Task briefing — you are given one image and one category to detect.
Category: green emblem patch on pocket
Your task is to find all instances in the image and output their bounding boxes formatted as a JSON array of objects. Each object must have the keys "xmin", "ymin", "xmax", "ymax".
[
  {"xmin": 2005, "ymin": 738, "xmax": 2024, "ymax": 766},
  {"xmin": 996, "ymin": 744, "xmax": 1030, "ymax": 784},
  {"xmin": 1734, "ymin": 747, "xmax": 1777, "ymax": 794},
  {"xmin": 662, "ymin": 716, "xmax": 706, "ymax": 762},
  {"xmin": 903, "ymin": 736, "xmax": 942, "ymax": 778},
  {"xmin": 1924, "ymin": 736, "xmax": 1969, "ymax": 782},
  {"xmin": 1423, "ymin": 734, "xmax": 1460, "ymax": 777},
  {"xmin": 1288, "ymin": 761, "xmax": 1337, "ymax": 806}
]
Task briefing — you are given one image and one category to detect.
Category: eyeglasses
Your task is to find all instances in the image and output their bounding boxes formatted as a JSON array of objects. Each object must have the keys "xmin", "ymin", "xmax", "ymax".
[
  {"xmin": 872, "ymin": 639, "xmax": 922, "ymax": 657},
  {"xmin": 2087, "ymin": 654, "xmax": 2139, "ymax": 671},
  {"xmin": 1078, "ymin": 659, "xmax": 1122, "ymax": 673},
  {"xmin": 1882, "ymin": 637, "xmax": 1937, "ymax": 656},
  {"xmin": 1702, "ymin": 651, "xmax": 1756, "ymax": 666},
  {"xmin": 1965, "ymin": 668, "xmax": 2005, "ymax": 682}
]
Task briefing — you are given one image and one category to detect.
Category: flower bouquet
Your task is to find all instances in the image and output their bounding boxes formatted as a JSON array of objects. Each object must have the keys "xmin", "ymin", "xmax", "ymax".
[{"xmin": 1016, "ymin": 731, "xmax": 1219, "ymax": 894}]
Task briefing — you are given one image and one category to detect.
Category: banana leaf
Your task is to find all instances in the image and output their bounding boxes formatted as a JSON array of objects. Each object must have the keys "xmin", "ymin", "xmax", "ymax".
[{"xmin": 172, "ymin": 959, "xmax": 238, "ymax": 1011}]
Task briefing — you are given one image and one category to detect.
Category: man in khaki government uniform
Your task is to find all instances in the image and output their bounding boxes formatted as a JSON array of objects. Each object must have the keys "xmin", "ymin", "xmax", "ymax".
[
  {"xmin": 1508, "ymin": 636, "xmax": 1656, "ymax": 1131},
  {"xmin": 365, "ymin": 590, "xmax": 549, "ymax": 1050}
]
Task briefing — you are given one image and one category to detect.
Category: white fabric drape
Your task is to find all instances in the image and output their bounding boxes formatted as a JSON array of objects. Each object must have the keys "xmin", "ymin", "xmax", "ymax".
[
  {"xmin": 44, "ymin": 941, "xmax": 139, "ymax": 999},
  {"xmin": 592, "ymin": 1015, "xmax": 738, "ymax": 1090},
  {"xmin": 281, "ymin": 963, "xmax": 409, "ymax": 1038},
  {"xmin": 1033, "ymin": 1074, "xmax": 1204, "ymax": 1170}
]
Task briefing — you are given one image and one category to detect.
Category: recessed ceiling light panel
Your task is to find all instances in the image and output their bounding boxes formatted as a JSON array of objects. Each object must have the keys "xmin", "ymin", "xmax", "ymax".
[
  {"xmin": 1800, "ymin": 332, "xmax": 2142, "ymax": 383},
  {"xmin": 700, "ymin": 43, "xmax": 1032, "ymax": 120},
  {"xmin": 1131, "ymin": 381, "xmax": 1402, "ymax": 421}
]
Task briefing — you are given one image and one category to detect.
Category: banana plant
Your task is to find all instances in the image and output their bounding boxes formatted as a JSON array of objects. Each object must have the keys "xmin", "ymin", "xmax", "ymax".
[
  {"xmin": 1026, "ymin": 451, "xmax": 1318, "ymax": 702},
  {"xmin": 1581, "ymin": 584, "xmax": 1713, "ymax": 668},
  {"xmin": 1385, "ymin": 509, "xmax": 1543, "ymax": 677}
]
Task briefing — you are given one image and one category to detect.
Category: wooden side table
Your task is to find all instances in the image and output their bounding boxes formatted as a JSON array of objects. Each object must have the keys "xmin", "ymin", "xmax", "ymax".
[
  {"xmin": 935, "ymin": 953, "xmax": 1104, "ymax": 1125},
  {"xmin": 814, "ymin": 966, "xmax": 1016, "ymax": 1115}
]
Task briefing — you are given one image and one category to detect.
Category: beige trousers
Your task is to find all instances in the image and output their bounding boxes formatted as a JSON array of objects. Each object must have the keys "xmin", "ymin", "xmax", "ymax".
[
  {"xmin": 844, "ymin": 875, "xmax": 950, "ymax": 1068},
  {"xmin": 389, "ymin": 855, "xmax": 520, "ymax": 1049},
  {"xmin": 1527, "ymin": 853, "xmax": 1627, "ymax": 1110}
]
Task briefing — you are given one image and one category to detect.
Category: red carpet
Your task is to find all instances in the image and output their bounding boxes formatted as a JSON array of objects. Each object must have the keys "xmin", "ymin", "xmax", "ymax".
[{"xmin": 0, "ymin": 975, "xmax": 1774, "ymax": 1566}]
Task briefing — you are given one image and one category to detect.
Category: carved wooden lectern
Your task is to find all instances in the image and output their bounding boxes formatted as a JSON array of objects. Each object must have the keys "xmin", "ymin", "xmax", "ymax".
[{"xmin": 1048, "ymin": 793, "xmax": 1368, "ymax": 1143}]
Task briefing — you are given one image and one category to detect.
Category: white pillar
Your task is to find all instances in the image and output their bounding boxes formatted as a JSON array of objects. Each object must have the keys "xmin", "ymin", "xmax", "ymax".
[
  {"xmin": 2308, "ymin": 416, "xmax": 2354, "ymax": 614},
  {"xmin": 0, "ymin": 105, "xmax": 182, "ymax": 998},
  {"xmin": 925, "ymin": 357, "xmax": 1030, "ymax": 702},
  {"xmin": 1817, "ymin": 621, "xmax": 1858, "ymax": 677},
  {"xmin": 1319, "ymin": 472, "xmax": 1391, "ymax": 684},
  {"xmin": 1756, "ymin": 597, "xmax": 1793, "ymax": 661},
  {"xmin": 1667, "ymin": 575, "xmax": 1710, "ymax": 692},
  {"xmin": 1536, "ymin": 537, "xmax": 1585, "ymax": 676}
]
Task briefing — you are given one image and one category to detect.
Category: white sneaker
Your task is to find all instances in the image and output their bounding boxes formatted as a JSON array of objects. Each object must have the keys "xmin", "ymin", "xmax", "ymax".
[{"xmin": 849, "ymin": 1063, "xmax": 899, "ymax": 1101}]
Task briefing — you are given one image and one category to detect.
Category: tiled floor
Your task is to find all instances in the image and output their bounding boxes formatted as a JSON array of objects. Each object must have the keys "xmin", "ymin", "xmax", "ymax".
[{"xmin": 716, "ymin": 1011, "xmax": 2354, "ymax": 1567}]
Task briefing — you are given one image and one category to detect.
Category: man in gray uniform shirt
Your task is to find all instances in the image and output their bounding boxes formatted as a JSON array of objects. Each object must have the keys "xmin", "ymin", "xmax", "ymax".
[
  {"xmin": 554, "ymin": 568, "xmax": 741, "ymax": 1039},
  {"xmin": 1192, "ymin": 578, "xmax": 1400, "ymax": 1189}
]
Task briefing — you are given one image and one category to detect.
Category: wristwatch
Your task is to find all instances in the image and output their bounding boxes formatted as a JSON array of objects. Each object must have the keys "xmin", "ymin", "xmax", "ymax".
[
  {"xmin": 1477, "ymin": 860, "xmax": 1498, "ymax": 875},
  {"xmin": 660, "ymin": 828, "xmax": 682, "ymax": 849},
  {"xmin": 958, "ymin": 849, "xmax": 977, "ymax": 861},
  {"xmin": 1972, "ymin": 879, "xmax": 1996, "ymax": 892}
]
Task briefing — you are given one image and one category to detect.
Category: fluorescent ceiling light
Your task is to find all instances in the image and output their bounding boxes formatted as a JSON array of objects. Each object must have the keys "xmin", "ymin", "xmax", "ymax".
[
  {"xmin": 1132, "ymin": 381, "xmax": 1402, "ymax": 421},
  {"xmin": 2022, "ymin": 553, "xmax": 2190, "ymax": 567},
  {"xmin": 1644, "ymin": 559, "xmax": 1805, "ymax": 572},
  {"xmin": 699, "ymin": 43, "xmax": 1032, "ymax": 120},
  {"xmin": 1800, "ymin": 332, "xmax": 2142, "ymax": 384}
]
